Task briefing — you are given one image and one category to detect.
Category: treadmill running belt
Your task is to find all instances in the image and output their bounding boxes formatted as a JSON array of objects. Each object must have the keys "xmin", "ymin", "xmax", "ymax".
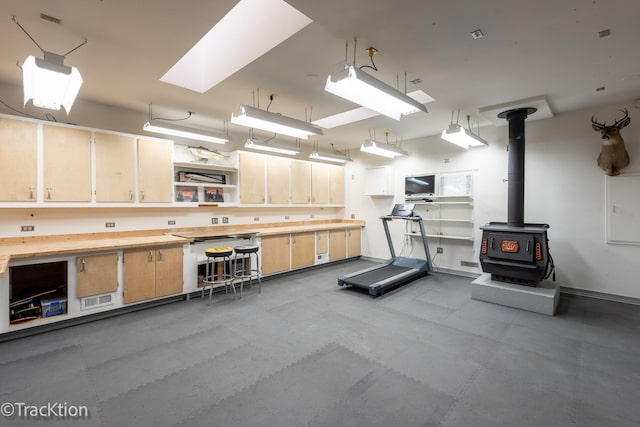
[{"xmin": 344, "ymin": 265, "xmax": 412, "ymax": 288}]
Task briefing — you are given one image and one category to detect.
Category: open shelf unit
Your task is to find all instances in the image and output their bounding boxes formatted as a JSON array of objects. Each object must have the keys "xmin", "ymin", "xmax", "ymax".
[
  {"xmin": 173, "ymin": 161, "xmax": 238, "ymax": 205},
  {"xmin": 406, "ymin": 171, "xmax": 475, "ymax": 242}
]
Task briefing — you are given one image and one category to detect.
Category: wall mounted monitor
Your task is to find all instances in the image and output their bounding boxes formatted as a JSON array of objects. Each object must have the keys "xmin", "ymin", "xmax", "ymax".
[{"xmin": 405, "ymin": 174, "xmax": 436, "ymax": 199}]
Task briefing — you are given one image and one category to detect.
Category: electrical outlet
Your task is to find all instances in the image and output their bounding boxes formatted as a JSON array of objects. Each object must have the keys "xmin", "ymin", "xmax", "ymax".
[
  {"xmin": 351, "ymin": 213, "xmax": 356, "ymax": 219},
  {"xmin": 212, "ymin": 217, "xmax": 219, "ymax": 224},
  {"xmin": 437, "ymin": 247, "xmax": 443, "ymax": 254},
  {"xmin": 405, "ymin": 235, "xmax": 411, "ymax": 245},
  {"xmin": 21, "ymin": 225, "xmax": 34, "ymax": 232},
  {"xmin": 168, "ymin": 220, "xmax": 176, "ymax": 225},
  {"xmin": 310, "ymin": 215, "xmax": 315, "ymax": 219},
  {"xmin": 222, "ymin": 217, "xmax": 229, "ymax": 224},
  {"xmin": 285, "ymin": 215, "xmax": 290, "ymax": 220},
  {"xmin": 105, "ymin": 222, "xmax": 115, "ymax": 228},
  {"xmin": 253, "ymin": 217, "xmax": 259, "ymax": 221}
]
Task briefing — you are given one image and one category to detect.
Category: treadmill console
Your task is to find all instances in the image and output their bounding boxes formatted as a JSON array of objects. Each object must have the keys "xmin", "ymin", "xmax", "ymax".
[{"xmin": 390, "ymin": 203, "xmax": 415, "ymax": 217}]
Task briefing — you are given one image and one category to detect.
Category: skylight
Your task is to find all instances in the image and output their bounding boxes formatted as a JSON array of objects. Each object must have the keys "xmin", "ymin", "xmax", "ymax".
[{"xmin": 160, "ymin": 0, "xmax": 312, "ymax": 93}]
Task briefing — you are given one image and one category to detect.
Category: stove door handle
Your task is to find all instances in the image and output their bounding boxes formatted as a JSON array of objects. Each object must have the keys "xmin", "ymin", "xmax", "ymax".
[
  {"xmin": 526, "ymin": 240, "xmax": 530, "ymax": 252},
  {"xmin": 490, "ymin": 237, "xmax": 494, "ymax": 249}
]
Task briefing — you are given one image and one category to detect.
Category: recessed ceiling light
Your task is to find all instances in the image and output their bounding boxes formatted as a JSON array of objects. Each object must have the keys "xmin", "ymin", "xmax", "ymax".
[
  {"xmin": 598, "ymin": 29, "xmax": 611, "ymax": 38},
  {"xmin": 161, "ymin": 0, "xmax": 312, "ymax": 93},
  {"xmin": 471, "ymin": 29, "xmax": 484, "ymax": 39}
]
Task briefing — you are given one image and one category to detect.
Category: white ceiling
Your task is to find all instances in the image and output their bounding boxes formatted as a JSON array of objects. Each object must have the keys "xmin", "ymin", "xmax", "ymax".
[{"xmin": 1, "ymin": 0, "xmax": 640, "ymax": 149}]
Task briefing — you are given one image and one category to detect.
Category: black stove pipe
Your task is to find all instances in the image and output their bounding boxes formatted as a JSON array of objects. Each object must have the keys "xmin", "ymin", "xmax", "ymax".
[{"xmin": 498, "ymin": 107, "xmax": 537, "ymax": 227}]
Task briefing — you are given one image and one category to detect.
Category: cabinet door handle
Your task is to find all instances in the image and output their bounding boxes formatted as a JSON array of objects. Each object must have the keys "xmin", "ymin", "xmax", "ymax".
[
  {"xmin": 129, "ymin": 190, "xmax": 134, "ymax": 200},
  {"xmin": 148, "ymin": 250, "xmax": 154, "ymax": 262},
  {"xmin": 29, "ymin": 186, "xmax": 34, "ymax": 200},
  {"xmin": 307, "ymin": 196, "xmax": 310, "ymax": 203},
  {"xmin": 141, "ymin": 190, "xmax": 145, "ymax": 201},
  {"xmin": 47, "ymin": 187, "xmax": 52, "ymax": 200},
  {"xmin": 292, "ymin": 236, "xmax": 296, "ymax": 244},
  {"xmin": 268, "ymin": 195, "xmax": 272, "ymax": 203},
  {"xmin": 158, "ymin": 249, "xmax": 163, "ymax": 261},
  {"xmin": 80, "ymin": 258, "xmax": 86, "ymax": 272}
]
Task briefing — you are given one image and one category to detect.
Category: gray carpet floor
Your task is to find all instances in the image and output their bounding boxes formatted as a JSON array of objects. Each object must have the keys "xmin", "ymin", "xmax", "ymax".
[{"xmin": 1, "ymin": 259, "xmax": 640, "ymax": 426}]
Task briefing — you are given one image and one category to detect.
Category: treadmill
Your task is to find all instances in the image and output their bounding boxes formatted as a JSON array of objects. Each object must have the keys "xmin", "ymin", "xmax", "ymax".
[{"xmin": 338, "ymin": 203, "xmax": 432, "ymax": 296}]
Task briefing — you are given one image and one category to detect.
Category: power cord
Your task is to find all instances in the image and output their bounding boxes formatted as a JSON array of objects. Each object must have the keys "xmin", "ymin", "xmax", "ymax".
[
  {"xmin": 0, "ymin": 98, "xmax": 56, "ymax": 121},
  {"xmin": 359, "ymin": 47, "xmax": 378, "ymax": 71}
]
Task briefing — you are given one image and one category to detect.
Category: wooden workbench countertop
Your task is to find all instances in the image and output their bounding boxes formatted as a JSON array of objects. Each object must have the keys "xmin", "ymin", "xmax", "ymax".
[
  {"xmin": 0, "ymin": 219, "xmax": 365, "ymax": 277},
  {"xmin": 0, "ymin": 235, "xmax": 190, "ymax": 277},
  {"xmin": 174, "ymin": 220, "xmax": 365, "ymax": 239}
]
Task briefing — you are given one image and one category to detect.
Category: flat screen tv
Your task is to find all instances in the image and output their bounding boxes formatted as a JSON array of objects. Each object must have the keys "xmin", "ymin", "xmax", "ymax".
[{"xmin": 405, "ymin": 174, "xmax": 436, "ymax": 199}]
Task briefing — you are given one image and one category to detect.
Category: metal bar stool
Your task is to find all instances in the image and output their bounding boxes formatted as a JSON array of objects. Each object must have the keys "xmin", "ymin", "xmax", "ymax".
[
  {"xmin": 233, "ymin": 245, "xmax": 261, "ymax": 298},
  {"xmin": 202, "ymin": 247, "xmax": 235, "ymax": 304}
]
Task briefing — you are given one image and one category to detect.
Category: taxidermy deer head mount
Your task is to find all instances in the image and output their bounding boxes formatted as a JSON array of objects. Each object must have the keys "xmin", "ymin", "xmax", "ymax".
[{"xmin": 591, "ymin": 108, "xmax": 631, "ymax": 176}]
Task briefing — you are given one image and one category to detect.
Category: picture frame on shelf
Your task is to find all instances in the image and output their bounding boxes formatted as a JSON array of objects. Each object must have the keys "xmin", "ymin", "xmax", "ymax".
[
  {"xmin": 204, "ymin": 187, "xmax": 224, "ymax": 203},
  {"xmin": 175, "ymin": 185, "xmax": 199, "ymax": 202}
]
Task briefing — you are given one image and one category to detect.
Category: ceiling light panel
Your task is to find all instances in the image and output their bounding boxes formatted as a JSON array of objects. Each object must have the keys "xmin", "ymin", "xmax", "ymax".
[
  {"xmin": 161, "ymin": 0, "xmax": 312, "ymax": 93},
  {"xmin": 144, "ymin": 120, "xmax": 229, "ymax": 144},
  {"xmin": 313, "ymin": 90, "xmax": 435, "ymax": 128},
  {"xmin": 245, "ymin": 139, "xmax": 299, "ymax": 155},
  {"xmin": 441, "ymin": 124, "xmax": 487, "ymax": 149},
  {"xmin": 23, "ymin": 55, "xmax": 83, "ymax": 113},
  {"xmin": 231, "ymin": 105, "xmax": 322, "ymax": 139},
  {"xmin": 360, "ymin": 140, "xmax": 408, "ymax": 158},
  {"xmin": 325, "ymin": 66, "xmax": 428, "ymax": 120},
  {"xmin": 309, "ymin": 152, "xmax": 350, "ymax": 163}
]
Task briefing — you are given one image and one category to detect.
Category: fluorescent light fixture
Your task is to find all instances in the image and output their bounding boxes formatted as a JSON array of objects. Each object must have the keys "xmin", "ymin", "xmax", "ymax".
[
  {"xmin": 245, "ymin": 138, "xmax": 299, "ymax": 155},
  {"xmin": 22, "ymin": 53, "xmax": 83, "ymax": 113},
  {"xmin": 440, "ymin": 124, "xmax": 487, "ymax": 149},
  {"xmin": 312, "ymin": 90, "xmax": 435, "ymax": 128},
  {"xmin": 231, "ymin": 105, "xmax": 323, "ymax": 139},
  {"xmin": 360, "ymin": 140, "xmax": 408, "ymax": 158},
  {"xmin": 144, "ymin": 120, "xmax": 229, "ymax": 144},
  {"xmin": 325, "ymin": 66, "xmax": 428, "ymax": 120},
  {"xmin": 309, "ymin": 151, "xmax": 351, "ymax": 163},
  {"xmin": 161, "ymin": 0, "xmax": 312, "ymax": 93}
]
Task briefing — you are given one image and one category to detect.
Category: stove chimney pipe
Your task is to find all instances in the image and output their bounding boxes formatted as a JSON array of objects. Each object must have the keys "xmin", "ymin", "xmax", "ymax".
[{"xmin": 498, "ymin": 107, "xmax": 536, "ymax": 228}]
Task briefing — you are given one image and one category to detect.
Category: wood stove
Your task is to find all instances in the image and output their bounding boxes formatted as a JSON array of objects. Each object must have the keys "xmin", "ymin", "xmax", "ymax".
[{"xmin": 479, "ymin": 108, "xmax": 555, "ymax": 286}]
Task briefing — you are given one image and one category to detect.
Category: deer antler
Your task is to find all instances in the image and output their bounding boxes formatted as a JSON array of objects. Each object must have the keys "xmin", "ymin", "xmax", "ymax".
[
  {"xmin": 591, "ymin": 115, "xmax": 605, "ymax": 129},
  {"xmin": 613, "ymin": 108, "xmax": 629, "ymax": 128}
]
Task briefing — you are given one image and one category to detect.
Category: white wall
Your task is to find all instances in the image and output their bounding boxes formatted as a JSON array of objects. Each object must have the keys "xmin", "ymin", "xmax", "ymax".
[
  {"xmin": 346, "ymin": 99, "xmax": 640, "ymax": 299},
  {"xmin": 3, "ymin": 80, "xmax": 640, "ymax": 299},
  {"xmin": 0, "ymin": 207, "xmax": 342, "ymax": 238}
]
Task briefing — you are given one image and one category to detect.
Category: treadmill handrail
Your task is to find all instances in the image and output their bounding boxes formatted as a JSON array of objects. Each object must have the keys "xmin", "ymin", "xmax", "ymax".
[
  {"xmin": 380, "ymin": 215, "xmax": 423, "ymax": 221},
  {"xmin": 381, "ymin": 215, "xmax": 431, "ymax": 271}
]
